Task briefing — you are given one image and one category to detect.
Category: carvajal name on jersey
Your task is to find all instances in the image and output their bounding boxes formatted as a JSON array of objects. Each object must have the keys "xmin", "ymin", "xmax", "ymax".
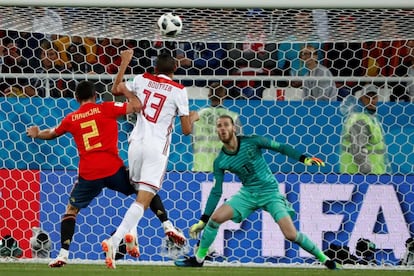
[{"xmin": 71, "ymin": 107, "xmax": 101, "ymax": 121}]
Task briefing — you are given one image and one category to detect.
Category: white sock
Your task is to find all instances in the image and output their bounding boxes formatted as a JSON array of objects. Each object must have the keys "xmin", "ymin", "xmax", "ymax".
[
  {"xmin": 112, "ymin": 202, "xmax": 144, "ymax": 247},
  {"xmin": 162, "ymin": 220, "xmax": 173, "ymax": 232},
  {"xmin": 58, "ymin": 248, "xmax": 69, "ymax": 258},
  {"xmin": 129, "ymin": 221, "xmax": 139, "ymax": 240}
]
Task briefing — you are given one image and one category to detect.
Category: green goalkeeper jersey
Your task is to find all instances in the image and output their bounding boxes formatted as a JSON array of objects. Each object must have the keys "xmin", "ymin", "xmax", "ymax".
[{"xmin": 203, "ymin": 135, "xmax": 303, "ymax": 217}]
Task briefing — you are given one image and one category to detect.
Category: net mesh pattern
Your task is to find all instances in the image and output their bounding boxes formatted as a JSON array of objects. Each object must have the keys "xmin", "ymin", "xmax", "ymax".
[
  {"xmin": 0, "ymin": 5, "xmax": 413, "ymax": 268},
  {"xmin": 1, "ymin": 7, "xmax": 414, "ymax": 42}
]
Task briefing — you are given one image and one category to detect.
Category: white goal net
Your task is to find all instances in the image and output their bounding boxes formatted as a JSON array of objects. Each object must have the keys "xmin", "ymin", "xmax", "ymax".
[
  {"xmin": 1, "ymin": 6, "xmax": 413, "ymax": 42},
  {"xmin": 0, "ymin": 1, "xmax": 413, "ymax": 269}
]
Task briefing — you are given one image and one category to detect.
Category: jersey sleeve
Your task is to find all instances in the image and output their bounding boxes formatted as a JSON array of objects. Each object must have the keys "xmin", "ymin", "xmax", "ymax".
[
  {"xmin": 175, "ymin": 87, "xmax": 190, "ymax": 116},
  {"xmin": 125, "ymin": 75, "xmax": 141, "ymax": 96},
  {"xmin": 54, "ymin": 116, "xmax": 70, "ymax": 136},
  {"xmin": 253, "ymin": 135, "xmax": 303, "ymax": 161},
  {"xmin": 202, "ymin": 159, "xmax": 225, "ymax": 216},
  {"xmin": 102, "ymin": 101, "xmax": 128, "ymax": 119}
]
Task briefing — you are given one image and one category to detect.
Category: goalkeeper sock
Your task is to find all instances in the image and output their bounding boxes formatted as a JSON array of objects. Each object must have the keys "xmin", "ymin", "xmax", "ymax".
[
  {"xmin": 112, "ymin": 202, "xmax": 144, "ymax": 248},
  {"xmin": 196, "ymin": 220, "xmax": 221, "ymax": 260},
  {"xmin": 60, "ymin": 214, "xmax": 76, "ymax": 251},
  {"xmin": 294, "ymin": 232, "xmax": 327, "ymax": 263}
]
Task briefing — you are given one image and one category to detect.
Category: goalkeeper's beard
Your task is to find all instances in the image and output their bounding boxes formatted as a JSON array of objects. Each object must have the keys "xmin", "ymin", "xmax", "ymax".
[{"xmin": 218, "ymin": 131, "xmax": 233, "ymax": 144}]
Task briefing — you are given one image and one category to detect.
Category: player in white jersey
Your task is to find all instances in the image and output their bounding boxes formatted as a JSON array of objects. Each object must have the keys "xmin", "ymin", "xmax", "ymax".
[
  {"xmin": 127, "ymin": 68, "xmax": 192, "ymax": 189},
  {"xmin": 101, "ymin": 51, "xmax": 199, "ymax": 269}
]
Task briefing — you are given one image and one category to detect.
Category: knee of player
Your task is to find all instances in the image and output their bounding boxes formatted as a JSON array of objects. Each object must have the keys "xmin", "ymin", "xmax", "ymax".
[
  {"xmin": 210, "ymin": 205, "xmax": 234, "ymax": 224},
  {"xmin": 283, "ymin": 230, "xmax": 298, "ymax": 242},
  {"xmin": 285, "ymin": 233, "xmax": 297, "ymax": 242},
  {"xmin": 65, "ymin": 204, "xmax": 80, "ymax": 215},
  {"xmin": 210, "ymin": 213, "xmax": 230, "ymax": 225}
]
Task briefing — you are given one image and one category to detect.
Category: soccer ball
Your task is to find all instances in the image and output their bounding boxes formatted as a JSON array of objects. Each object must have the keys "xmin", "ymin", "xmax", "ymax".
[{"xmin": 157, "ymin": 12, "xmax": 183, "ymax": 37}]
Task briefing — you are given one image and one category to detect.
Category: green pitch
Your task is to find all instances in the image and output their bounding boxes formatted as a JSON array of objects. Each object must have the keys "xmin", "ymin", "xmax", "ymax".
[{"xmin": 1, "ymin": 263, "xmax": 414, "ymax": 276}]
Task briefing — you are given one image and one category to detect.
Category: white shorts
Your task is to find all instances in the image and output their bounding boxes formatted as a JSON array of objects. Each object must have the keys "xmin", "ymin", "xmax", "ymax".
[{"xmin": 127, "ymin": 139, "xmax": 168, "ymax": 193}]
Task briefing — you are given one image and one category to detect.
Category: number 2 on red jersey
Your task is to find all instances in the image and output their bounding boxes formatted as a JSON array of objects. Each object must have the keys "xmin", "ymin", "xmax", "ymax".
[
  {"xmin": 142, "ymin": 89, "xmax": 167, "ymax": 123},
  {"xmin": 80, "ymin": 120, "xmax": 102, "ymax": 151}
]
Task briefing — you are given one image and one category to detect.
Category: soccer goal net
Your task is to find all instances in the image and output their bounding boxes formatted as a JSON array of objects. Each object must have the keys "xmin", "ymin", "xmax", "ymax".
[{"xmin": 0, "ymin": 0, "xmax": 413, "ymax": 268}]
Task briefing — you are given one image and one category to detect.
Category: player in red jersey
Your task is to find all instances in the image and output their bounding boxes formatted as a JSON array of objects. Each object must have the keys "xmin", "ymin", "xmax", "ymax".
[{"xmin": 26, "ymin": 80, "xmax": 142, "ymax": 267}]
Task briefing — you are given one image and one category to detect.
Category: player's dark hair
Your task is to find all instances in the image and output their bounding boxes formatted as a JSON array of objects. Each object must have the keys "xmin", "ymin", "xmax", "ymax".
[
  {"xmin": 155, "ymin": 52, "xmax": 176, "ymax": 74},
  {"xmin": 75, "ymin": 80, "xmax": 96, "ymax": 101},
  {"xmin": 218, "ymin": 114, "xmax": 234, "ymax": 125}
]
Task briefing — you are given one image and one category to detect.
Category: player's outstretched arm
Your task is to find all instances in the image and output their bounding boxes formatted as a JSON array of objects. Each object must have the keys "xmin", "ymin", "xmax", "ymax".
[
  {"xmin": 26, "ymin": 126, "xmax": 58, "ymax": 140},
  {"xmin": 112, "ymin": 49, "xmax": 134, "ymax": 95},
  {"xmin": 118, "ymin": 82, "xmax": 142, "ymax": 114}
]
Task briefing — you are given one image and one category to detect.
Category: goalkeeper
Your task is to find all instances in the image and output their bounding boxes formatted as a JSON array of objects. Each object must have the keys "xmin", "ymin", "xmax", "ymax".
[{"xmin": 175, "ymin": 115, "xmax": 341, "ymax": 270}]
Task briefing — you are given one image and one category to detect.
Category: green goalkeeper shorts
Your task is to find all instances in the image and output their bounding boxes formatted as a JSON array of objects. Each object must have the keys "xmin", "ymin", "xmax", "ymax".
[{"xmin": 224, "ymin": 188, "xmax": 295, "ymax": 223}]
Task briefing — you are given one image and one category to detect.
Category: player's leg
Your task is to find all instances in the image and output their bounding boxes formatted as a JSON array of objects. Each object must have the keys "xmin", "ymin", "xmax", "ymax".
[
  {"xmin": 198, "ymin": 204, "xmax": 233, "ymax": 258},
  {"xmin": 123, "ymin": 229, "xmax": 140, "ymax": 258},
  {"xmin": 122, "ymin": 190, "xmax": 161, "ymax": 258},
  {"xmin": 175, "ymin": 191, "xmax": 250, "ymax": 267},
  {"xmin": 102, "ymin": 142, "xmax": 166, "ymax": 268},
  {"xmin": 112, "ymin": 193, "xmax": 179, "ymax": 259},
  {"xmin": 277, "ymin": 216, "xmax": 326, "ymax": 258},
  {"xmin": 277, "ymin": 216, "xmax": 341, "ymax": 269},
  {"xmin": 269, "ymin": 194, "xmax": 341, "ymax": 270},
  {"xmin": 103, "ymin": 143, "xmax": 145, "ymax": 266},
  {"xmin": 117, "ymin": 163, "xmax": 185, "ymax": 248},
  {"xmin": 102, "ymin": 194, "xmax": 148, "ymax": 268},
  {"xmin": 48, "ymin": 204, "xmax": 78, "ymax": 268},
  {"xmin": 149, "ymin": 194, "xmax": 186, "ymax": 246},
  {"xmin": 193, "ymin": 239, "xmax": 219, "ymax": 261},
  {"xmin": 112, "ymin": 194, "xmax": 174, "ymax": 260},
  {"xmin": 50, "ymin": 177, "xmax": 104, "ymax": 268},
  {"xmin": 174, "ymin": 204, "xmax": 233, "ymax": 267},
  {"xmin": 106, "ymin": 166, "xmax": 141, "ymax": 258},
  {"xmin": 103, "ymin": 188, "xmax": 154, "ymax": 268},
  {"xmin": 150, "ymin": 193, "xmax": 168, "ymax": 223}
]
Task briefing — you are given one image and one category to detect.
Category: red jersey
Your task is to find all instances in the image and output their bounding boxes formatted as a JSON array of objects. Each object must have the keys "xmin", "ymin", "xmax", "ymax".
[{"xmin": 55, "ymin": 101, "xmax": 127, "ymax": 180}]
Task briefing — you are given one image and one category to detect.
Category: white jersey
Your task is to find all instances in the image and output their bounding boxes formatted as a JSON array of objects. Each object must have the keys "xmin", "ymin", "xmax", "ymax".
[{"xmin": 126, "ymin": 72, "xmax": 189, "ymax": 155}]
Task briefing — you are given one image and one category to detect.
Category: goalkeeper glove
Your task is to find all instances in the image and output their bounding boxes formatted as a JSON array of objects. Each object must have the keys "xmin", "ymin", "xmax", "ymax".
[
  {"xmin": 189, "ymin": 220, "xmax": 206, "ymax": 239},
  {"xmin": 304, "ymin": 157, "xmax": 325, "ymax": 167}
]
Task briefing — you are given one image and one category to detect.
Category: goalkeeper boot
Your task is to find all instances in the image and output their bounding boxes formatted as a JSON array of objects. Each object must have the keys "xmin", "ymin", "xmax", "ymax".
[
  {"xmin": 163, "ymin": 221, "xmax": 186, "ymax": 246},
  {"xmin": 174, "ymin": 256, "xmax": 204, "ymax": 267},
  {"xmin": 194, "ymin": 243, "xmax": 223, "ymax": 262},
  {"xmin": 48, "ymin": 249, "xmax": 69, "ymax": 268},
  {"xmin": 124, "ymin": 233, "xmax": 140, "ymax": 258},
  {"xmin": 324, "ymin": 259, "xmax": 343, "ymax": 270},
  {"xmin": 101, "ymin": 238, "xmax": 116, "ymax": 269}
]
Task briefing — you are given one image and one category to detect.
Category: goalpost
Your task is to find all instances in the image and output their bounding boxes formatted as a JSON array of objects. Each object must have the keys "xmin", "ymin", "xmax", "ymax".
[{"xmin": 0, "ymin": 0, "xmax": 413, "ymax": 268}]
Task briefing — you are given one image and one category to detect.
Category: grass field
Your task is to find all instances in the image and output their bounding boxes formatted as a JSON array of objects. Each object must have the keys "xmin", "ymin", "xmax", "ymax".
[{"xmin": 1, "ymin": 263, "xmax": 414, "ymax": 276}]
